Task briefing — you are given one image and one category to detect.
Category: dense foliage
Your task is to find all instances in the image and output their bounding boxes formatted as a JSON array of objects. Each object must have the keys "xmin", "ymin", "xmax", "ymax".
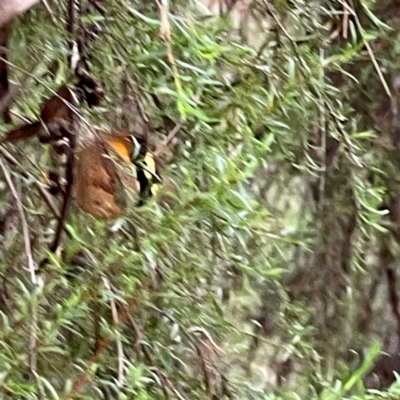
[{"xmin": 2, "ymin": 0, "xmax": 400, "ymax": 399}]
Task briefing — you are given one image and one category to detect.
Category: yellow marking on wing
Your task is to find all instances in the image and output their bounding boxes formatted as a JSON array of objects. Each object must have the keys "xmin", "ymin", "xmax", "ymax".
[
  {"xmin": 144, "ymin": 152, "xmax": 156, "ymax": 180},
  {"xmin": 143, "ymin": 152, "xmax": 160, "ymax": 196},
  {"xmin": 151, "ymin": 184, "xmax": 160, "ymax": 196}
]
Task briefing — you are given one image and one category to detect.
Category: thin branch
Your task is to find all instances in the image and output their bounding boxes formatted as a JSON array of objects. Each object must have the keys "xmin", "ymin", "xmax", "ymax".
[
  {"xmin": 146, "ymin": 305, "xmax": 226, "ymax": 398},
  {"xmin": 41, "ymin": 0, "xmax": 57, "ymax": 24},
  {"xmin": 154, "ymin": 123, "xmax": 182, "ymax": 159},
  {"xmin": 110, "ymin": 284, "xmax": 187, "ymax": 400},
  {"xmin": 128, "ymin": 315, "xmax": 171, "ymax": 399},
  {"xmin": 318, "ymin": 47, "xmax": 326, "ymax": 212},
  {"xmin": 345, "ymin": 0, "xmax": 392, "ymax": 98},
  {"xmin": 261, "ymin": 0, "xmax": 294, "ymax": 41},
  {"xmin": 157, "ymin": 0, "xmax": 184, "ymax": 114},
  {"xmin": 10, "ymin": 109, "xmax": 31, "ymax": 123},
  {"xmin": 0, "ymin": 157, "xmax": 39, "ymax": 379},
  {"xmin": 103, "ymin": 278, "xmax": 126, "ymax": 389},
  {"xmin": 0, "ymin": 145, "xmax": 61, "ymax": 218},
  {"xmin": 165, "ymin": 123, "xmax": 182, "ymax": 146},
  {"xmin": 62, "ymin": 277, "xmax": 152, "ymax": 399},
  {"xmin": 0, "ymin": 22, "xmax": 12, "ymax": 123},
  {"xmin": 67, "ymin": 0, "xmax": 76, "ymax": 71},
  {"xmin": 87, "ymin": 0, "xmax": 107, "ymax": 15},
  {"xmin": 49, "ymin": 126, "xmax": 76, "ymax": 254},
  {"xmin": 0, "ymin": 158, "xmax": 36, "ymax": 281},
  {"xmin": 342, "ymin": 2, "xmax": 349, "ymax": 39},
  {"xmin": 130, "ymin": 81, "xmax": 150, "ymax": 124}
]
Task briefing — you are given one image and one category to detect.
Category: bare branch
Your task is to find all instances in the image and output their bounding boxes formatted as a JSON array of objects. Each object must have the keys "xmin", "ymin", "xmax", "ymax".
[
  {"xmin": 0, "ymin": 157, "xmax": 39, "ymax": 383},
  {"xmin": 103, "ymin": 278, "xmax": 126, "ymax": 389}
]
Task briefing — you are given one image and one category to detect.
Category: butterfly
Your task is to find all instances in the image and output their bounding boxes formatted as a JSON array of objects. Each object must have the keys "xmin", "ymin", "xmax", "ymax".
[
  {"xmin": 2, "ymin": 84, "xmax": 160, "ymax": 219},
  {"xmin": 76, "ymin": 130, "xmax": 160, "ymax": 219}
]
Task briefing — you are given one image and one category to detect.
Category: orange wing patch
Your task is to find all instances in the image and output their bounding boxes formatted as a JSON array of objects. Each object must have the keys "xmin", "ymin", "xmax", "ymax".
[{"xmin": 106, "ymin": 135, "xmax": 134, "ymax": 164}]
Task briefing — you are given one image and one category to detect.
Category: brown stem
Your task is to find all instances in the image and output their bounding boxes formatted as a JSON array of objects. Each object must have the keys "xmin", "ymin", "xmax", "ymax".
[
  {"xmin": 61, "ymin": 277, "xmax": 151, "ymax": 399},
  {"xmin": 49, "ymin": 127, "xmax": 76, "ymax": 254},
  {"xmin": 0, "ymin": 23, "xmax": 12, "ymax": 123}
]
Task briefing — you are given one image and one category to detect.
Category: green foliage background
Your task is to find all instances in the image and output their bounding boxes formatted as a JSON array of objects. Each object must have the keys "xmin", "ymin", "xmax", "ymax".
[{"xmin": 1, "ymin": 0, "xmax": 400, "ymax": 399}]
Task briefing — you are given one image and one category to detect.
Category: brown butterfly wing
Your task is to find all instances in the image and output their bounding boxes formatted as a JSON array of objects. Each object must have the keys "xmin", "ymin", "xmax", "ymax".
[{"xmin": 75, "ymin": 139, "xmax": 135, "ymax": 219}]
